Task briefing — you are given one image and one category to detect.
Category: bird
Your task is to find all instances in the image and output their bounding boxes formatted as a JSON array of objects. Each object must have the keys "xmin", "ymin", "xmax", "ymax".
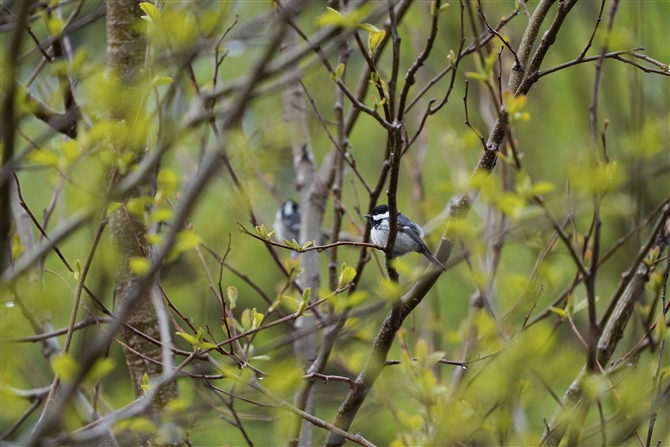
[
  {"xmin": 273, "ymin": 199, "xmax": 301, "ymax": 244},
  {"xmin": 365, "ymin": 204, "xmax": 445, "ymax": 271}
]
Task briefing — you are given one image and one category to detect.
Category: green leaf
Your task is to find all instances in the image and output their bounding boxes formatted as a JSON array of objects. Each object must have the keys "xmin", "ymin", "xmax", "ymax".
[
  {"xmin": 315, "ymin": 7, "xmax": 347, "ymax": 28},
  {"xmin": 332, "ymin": 63, "xmax": 345, "ymax": 82},
  {"xmin": 256, "ymin": 224, "xmax": 270, "ymax": 239},
  {"xmin": 367, "ymin": 29, "xmax": 386, "ymax": 55},
  {"xmin": 126, "ymin": 196, "xmax": 152, "ymax": 218},
  {"xmin": 344, "ymin": 291, "xmax": 369, "ymax": 308},
  {"xmin": 46, "ymin": 17, "xmax": 64, "ymax": 35},
  {"xmin": 415, "ymin": 339, "xmax": 429, "ymax": 364},
  {"xmin": 11, "ymin": 232, "xmax": 23, "ymax": 259},
  {"xmin": 426, "ymin": 351, "xmax": 447, "ymax": 368},
  {"xmin": 51, "ymin": 354, "xmax": 78, "ymax": 382},
  {"xmin": 176, "ymin": 229, "xmax": 200, "ymax": 252},
  {"xmin": 199, "ymin": 342, "xmax": 217, "ymax": 350},
  {"xmin": 141, "ymin": 372, "xmax": 151, "ymax": 392},
  {"xmin": 285, "ymin": 239, "xmax": 303, "ymax": 252},
  {"xmin": 465, "ymin": 71, "xmax": 488, "ymax": 82},
  {"xmin": 153, "ymin": 76, "xmax": 174, "ymax": 87},
  {"xmin": 447, "ymin": 49, "xmax": 455, "ymax": 62},
  {"xmin": 73, "ymin": 259, "xmax": 82, "ymax": 282},
  {"xmin": 241, "ymin": 308, "xmax": 252, "ymax": 331},
  {"xmin": 107, "ymin": 202, "xmax": 121, "ymax": 218},
  {"xmin": 145, "ymin": 233, "xmax": 162, "ymax": 245},
  {"xmin": 58, "ymin": 140, "xmax": 80, "ymax": 164},
  {"xmin": 175, "ymin": 331, "xmax": 198, "ymax": 349},
  {"xmin": 530, "ymin": 181, "xmax": 555, "ymax": 197},
  {"xmin": 129, "ymin": 257, "xmax": 151, "ymax": 275},
  {"xmin": 378, "ymin": 278, "xmax": 403, "ymax": 302},
  {"xmin": 226, "ymin": 286, "xmax": 238, "ymax": 310},
  {"xmin": 358, "ymin": 23, "xmax": 379, "ymax": 33},
  {"xmin": 338, "ymin": 263, "xmax": 357, "ymax": 289},
  {"xmin": 298, "ymin": 287, "xmax": 311, "ymax": 314},
  {"xmin": 86, "ymin": 358, "xmax": 116, "ymax": 383},
  {"xmin": 548, "ymin": 306, "xmax": 568, "ymax": 318},
  {"xmin": 126, "ymin": 417, "xmax": 157, "ymax": 434},
  {"xmin": 568, "ymin": 161, "xmax": 625, "ymax": 195},
  {"xmin": 251, "ymin": 308, "xmax": 264, "ymax": 329},
  {"xmin": 157, "ymin": 167, "xmax": 179, "ymax": 196},
  {"xmin": 571, "ymin": 296, "xmax": 598, "ymax": 315},
  {"xmin": 315, "ymin": 4, "xmax": 373, "ymax": 29},
  {"xmin": 27, "ymin": 149, "xmax": 59, "ymax": 167},
  {"xmin": 654, "ymin": 313, "xmax": 668, "ymax": 341},
  {"xmin": 139, "ymin": 2, "xmax": 161, "ymax": 22},
  {"xmin": 150, "ymin": 207, "xmax": 174, "ymax": 223}
]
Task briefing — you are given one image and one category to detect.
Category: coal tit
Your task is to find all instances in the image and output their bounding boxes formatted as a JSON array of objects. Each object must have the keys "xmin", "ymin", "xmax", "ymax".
[
  {"xmin": 274, "ymin": 199, "xmax": 301, "ymax": 243},
  {"xmin": 365, "ymin": 204, "xmax": 445, "ymax": 271}
]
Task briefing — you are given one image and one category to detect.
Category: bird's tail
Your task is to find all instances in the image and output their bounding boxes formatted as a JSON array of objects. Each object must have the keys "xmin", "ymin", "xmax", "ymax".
[{"xmin": 422, "ymin": 249, "xmax": 446, "ymax": 272}]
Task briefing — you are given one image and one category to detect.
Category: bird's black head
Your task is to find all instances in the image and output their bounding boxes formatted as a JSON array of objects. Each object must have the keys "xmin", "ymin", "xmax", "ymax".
[
  {"xmin": 281, "ymin": 199, "xmax": 300, "ymax": 218},
  {"xmin": 364, "ymin": 204, "xmax": 389, "ymax": 221}
]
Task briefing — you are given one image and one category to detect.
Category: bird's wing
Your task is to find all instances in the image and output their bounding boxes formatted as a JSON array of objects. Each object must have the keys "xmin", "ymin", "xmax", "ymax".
[
  {"xmin": 285, "ymin": 214, "xmax": 301, "ymax": 232},
  {"xmin": 399, "ymin": 224, "xmax": 445, "ymax": 271},
  {"xmin": 399, "ymin": 224, "xmax": 431, "ymax": 254}
]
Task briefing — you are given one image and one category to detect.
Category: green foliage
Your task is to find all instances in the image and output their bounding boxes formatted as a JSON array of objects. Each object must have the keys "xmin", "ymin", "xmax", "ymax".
[
  {"xmin": 176, "ymin": 327, "xmax": 218, "ymax": 351},
  {"xmin": 4, "ymin": 1, "xmax": 670, "ymax": 446},
  {"xmin": 315, "ymin": 4, "xmax": 375, "ymax": 29},
  {"xmin": 338, "ymin": 263, "xmax": 357, "ymax": 289}
]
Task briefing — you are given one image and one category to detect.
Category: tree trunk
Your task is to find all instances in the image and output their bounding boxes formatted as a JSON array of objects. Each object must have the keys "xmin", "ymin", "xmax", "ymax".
[{"xmin": 106, "ymin": 0, "xmax": 180, "ymax": 444}]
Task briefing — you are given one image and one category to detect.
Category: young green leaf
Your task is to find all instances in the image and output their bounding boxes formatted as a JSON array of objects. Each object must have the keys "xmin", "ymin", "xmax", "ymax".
[
  {"xmin": 226, "ymin": 286, "xmax": 238, "ymax": 310},
  {"xmin": 141, "ymin": 372, "xmax": 151, "ymax": 392},
  {"xmin": 548, "ymin": 306, "xmax": 568, "ymax": 318},
  {"xmin": 73, "ymin": 259, "xmax": 82, "ymax": 282},
  {"xmin": 357, "ymin": 23, "xmax": 379, "ymax": 33},
  {"xmin": 175, "ymin": 229, "xmax": 200, "ymax": 252},
  {"xmin": 298, "ymin": 287, "xmax": 311, "ymax": 314},
  {"xmin": 332, "ymin": 63, "xmax": 345, "ymax": 81},
  {"xmin": 241, "ymin": 308, "xmax": 252, "ymax": 332},
  {"xmin": 367, "ymin": 29, "xmax": 386, "ymax": 56},
  {"xmin": 175, "ymin": 331, "xmax": 199, "ymax": 349},
  {"xmin": 86, "ymin": 358, "xmax": 116, "ymax": 384},
  {"xmin": 139, "ymin": 2, "xmax": 161, "ymax": 22},
  {"xmin": 51, "ymin": 354, "xmax": 78, "ymax": 382},
  {"xmin": 157, "ymin": 167, "xmax": 179, "ymax": 196},
  {"xmin": 338, "ymin": 263, "xmax": 357, "ymax": 289},
  {"xmin": 251, "ymin": 308, "xmax": 264, "ymax": 329},
  {"xmin": 129, "ymin": 257, "xmax": 151, "ymax": 276},
  {"xmin": 152, "ymin": 76, "xmax": 174, "ymax": 87},
  {"xmin": 255, "ymin": 224, "xmax": 269, "ymax": 239}
]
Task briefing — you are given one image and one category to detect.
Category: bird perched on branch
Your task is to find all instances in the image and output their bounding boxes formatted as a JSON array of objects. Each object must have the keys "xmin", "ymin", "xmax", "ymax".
[
  {"xmin": 365, "ymin": 204, "xmax": 445, "ymax": 271},
  {"xmin": 273, "ymin": 199, "xmax": 301, "ymax": 244}
]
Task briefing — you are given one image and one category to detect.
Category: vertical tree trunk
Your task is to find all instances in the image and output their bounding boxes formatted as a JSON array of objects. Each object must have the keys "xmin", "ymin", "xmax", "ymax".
[{"xmin": 106, "ymin": 0, "xmax": 180, "ymax": 444}]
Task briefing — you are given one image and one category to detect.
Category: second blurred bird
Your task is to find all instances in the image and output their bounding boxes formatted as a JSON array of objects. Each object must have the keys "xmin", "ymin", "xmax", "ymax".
[{"xmin": 274, "ymin": 199, "xmax": 301, "ymax": 244}]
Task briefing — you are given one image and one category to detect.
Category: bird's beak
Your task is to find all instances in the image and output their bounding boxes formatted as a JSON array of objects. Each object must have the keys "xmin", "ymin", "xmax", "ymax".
[{"xmin": 364, "ymin": 214, "xmax": 370, "ymax": 219}]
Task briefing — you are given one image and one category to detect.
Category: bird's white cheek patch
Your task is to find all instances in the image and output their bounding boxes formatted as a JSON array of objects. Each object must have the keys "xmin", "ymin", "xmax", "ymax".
[{"xmin": 373, "ymin": 212, "xmax": 389, "ymax": 221}]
